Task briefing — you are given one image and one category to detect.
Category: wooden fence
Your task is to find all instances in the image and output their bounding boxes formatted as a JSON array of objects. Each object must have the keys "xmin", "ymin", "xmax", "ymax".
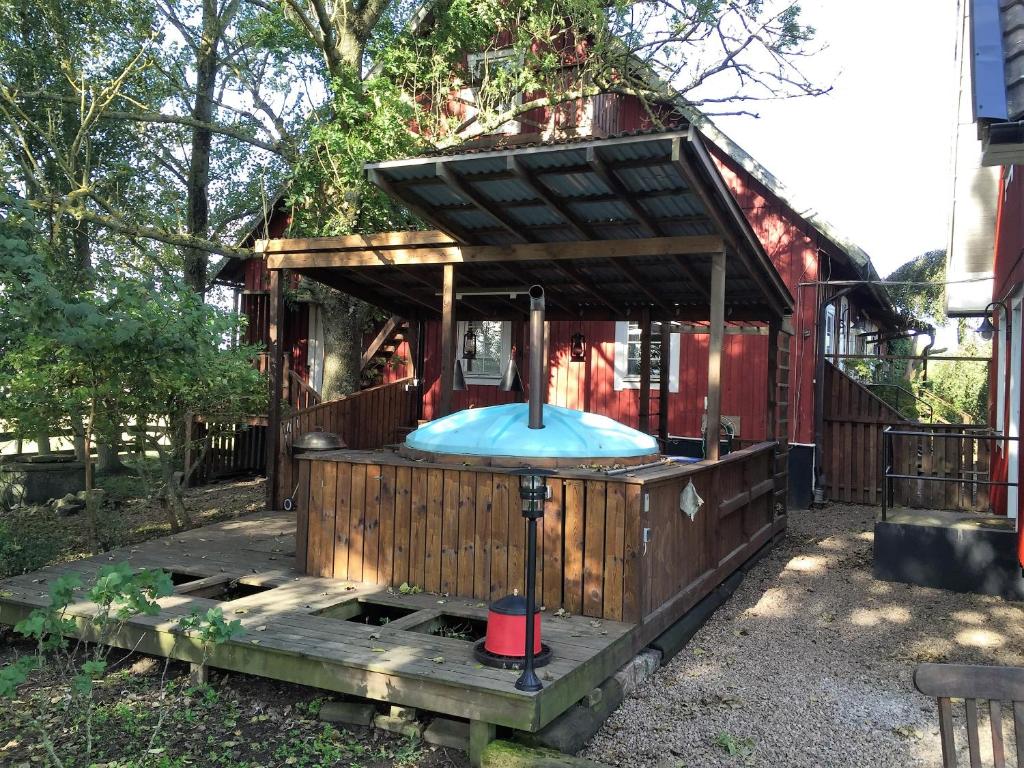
[
  {"xmin": 185, "ymin": 421, "xmax": 268, "ymax": 486},
  {"xmin": 824, "ymin": 362, "xmax": 909, "ymax": 504},
  {"xmin": 275, "ymin": 378, "xmax": 415, "ymax": 509},
  {"xmin": 295, "ymin": 442, "xmax": 780, "ymax": 626},
  {"xmin": 824, "ymin": 363, "xmax": 993, "ymax": 511},
  {"xmin": 888, "ymin": 426, "xmax": 993, "ymax": 512}
]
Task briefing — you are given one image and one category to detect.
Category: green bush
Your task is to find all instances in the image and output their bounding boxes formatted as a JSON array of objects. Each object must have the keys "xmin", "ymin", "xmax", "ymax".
[{"xmin": 0, "ymin": 507, "xmax": 61, "ymax": 578}]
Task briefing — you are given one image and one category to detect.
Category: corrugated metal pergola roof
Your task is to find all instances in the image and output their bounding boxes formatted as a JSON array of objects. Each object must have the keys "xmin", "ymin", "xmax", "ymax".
[{"xmin": 260, "ymin": 128, "xmax": 792, "ymax": 321}]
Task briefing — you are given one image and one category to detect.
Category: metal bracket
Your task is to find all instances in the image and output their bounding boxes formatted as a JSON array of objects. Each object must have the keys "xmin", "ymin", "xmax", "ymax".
[{"xmin": 642, "ymin": 527, "xmax": 652, "ymax": 556}]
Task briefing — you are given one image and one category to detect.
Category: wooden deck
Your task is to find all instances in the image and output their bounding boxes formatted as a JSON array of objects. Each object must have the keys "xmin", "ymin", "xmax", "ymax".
[{"xmin": 0, "ymin": 511, "xmax": 637, "ymax": 733}]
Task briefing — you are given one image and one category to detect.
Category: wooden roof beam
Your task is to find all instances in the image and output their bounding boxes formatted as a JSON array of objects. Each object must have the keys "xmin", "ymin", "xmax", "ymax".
[
  {"xmin": 430, "ymin": 164, "xmax": 613, "ymax": 315},
  {"xmin": 344, "ymin": 268, "xmax": 441, "ymax": 315},
  {"xmin": 367, "ymin": 168, "xmax": 473, "ymax": 244},
  {"xmin": 506, "ymin": 155, "xmax": 636, "ymax": 314},
  {"xmin": 672, "ymin": 255, "xmax": 711, "ymax": 303},
  {"xmin": 495, "ymin": 261, "xmax": 580, "ymax": 316},
  {"xmin": 550, "ymin": 261, "xmax": 620, "ymax": 314},
  {"xmin": 610, "ymin": 258, "xmax": 673, "ymax": 315},
  {"xmin": 257, "ymin": 230, "xmax": 455, "ymax": 254},
  {"xmin": 301, "ymin": 268, "xmax": 430, "ymax": 318},
  {"xmin": 266, "ymin": 235, "xmax": 726, "ymax": 269},
  {"xmin": 585, "ymin": 147, "xmax": 658, "ymax": 237},
  {"xmin": 506, "ymin": 156, "xmax": 593, "ymax": 240},
  {"xmin": 435, "ymin": 164, "xmax": 529, "ymax": 243},
  {"xmin": 672, "ymin": 133, "xmax": 789, "ymax": 317}
]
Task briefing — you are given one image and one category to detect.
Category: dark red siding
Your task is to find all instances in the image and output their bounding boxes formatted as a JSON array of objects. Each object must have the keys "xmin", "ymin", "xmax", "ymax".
[{"xmin": 990, "ymin": 165, "xmax": 1024, "ymax": 521}]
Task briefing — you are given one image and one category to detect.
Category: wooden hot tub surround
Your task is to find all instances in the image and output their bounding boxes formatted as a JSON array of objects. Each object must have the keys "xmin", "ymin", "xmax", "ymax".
[{"xmin": 295, "ymin": 441, "xmax": 783, "ymax": 633}]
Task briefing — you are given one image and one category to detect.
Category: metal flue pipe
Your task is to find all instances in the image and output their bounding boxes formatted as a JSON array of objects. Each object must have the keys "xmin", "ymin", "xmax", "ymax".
[{"xmin": 528, "ymin": 285, "xmax": 545, "ymax": 430}]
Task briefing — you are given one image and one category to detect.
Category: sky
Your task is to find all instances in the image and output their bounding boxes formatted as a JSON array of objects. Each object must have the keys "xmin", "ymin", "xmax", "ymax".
[{"xmin": 712, "ymin": 0, "xmax": 959, "ymax": 279}]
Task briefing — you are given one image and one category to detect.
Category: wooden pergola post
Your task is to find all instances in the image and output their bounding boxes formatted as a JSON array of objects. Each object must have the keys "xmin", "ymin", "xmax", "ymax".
[
  {"xmin": 439, "ymin": 264, "xmax": 456, "ymax": 417},
  {"xmin": 638, "ymin": 307, "xmax": 652, "ymax": 434},
  {"xmin": 658, "ymin": 319, "xmax": 671, "ymax": 445},
  {"xmin": 265, "ymin": 268, "xmax": 284, "ymax": 510},
  {"xmin": 766, "ymin": 314, "xmax": 780, "ymax": 444},
  {"xmin": 705, "ymin": 251, "xmax": 726, "ymax": 461}
]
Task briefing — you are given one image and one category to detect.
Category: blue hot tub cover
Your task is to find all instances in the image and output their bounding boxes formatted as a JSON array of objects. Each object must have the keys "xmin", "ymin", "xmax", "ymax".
[{"xmin": 404, "ymin": 403, "xmax": 659, "ymax": 459}]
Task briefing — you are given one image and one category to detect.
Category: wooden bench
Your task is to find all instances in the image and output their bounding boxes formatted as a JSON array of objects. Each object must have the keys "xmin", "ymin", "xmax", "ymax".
[{"xmin": 914, "ymin": 663, "xmax": 1024, "ymax": 767}]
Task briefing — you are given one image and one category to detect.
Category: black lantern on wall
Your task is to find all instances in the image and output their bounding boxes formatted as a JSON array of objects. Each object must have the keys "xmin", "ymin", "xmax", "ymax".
[
  {"xmin": 462, "ymin": 324, "xmax": 478, "ymax": 359},
  {"xmin": 570, "ymin": 332, "xmax": 586, "ymax": 363}
]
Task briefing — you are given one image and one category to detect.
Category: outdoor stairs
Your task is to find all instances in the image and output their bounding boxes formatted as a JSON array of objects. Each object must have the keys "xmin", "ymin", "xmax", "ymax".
[{"xmin": 360, "ymin": 315, "xmax": 409, "ymax": 387}]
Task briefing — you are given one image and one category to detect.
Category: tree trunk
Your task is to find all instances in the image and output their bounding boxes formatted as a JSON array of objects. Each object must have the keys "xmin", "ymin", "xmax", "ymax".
[
  {"xmin": 182, "ymin": 0, "xmax": 241, "ymax": 294},
  {"xmin": 318, "ymin": 290, "xmax": 373, "ymax": 400},
  {"xmin": 97, "ymin": 441, "xmax": 124, "ymax": 473},
  {"xmin": 34, "ymin": 431, "xmax": 50, "ymax": 456}
]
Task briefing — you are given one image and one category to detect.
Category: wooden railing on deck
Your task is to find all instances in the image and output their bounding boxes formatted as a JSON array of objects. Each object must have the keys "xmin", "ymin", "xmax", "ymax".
[
  {"xmin": 295, "ymin": 440, "xmax": 781, "ymax": 626},
  {"xmin": 275, "ymin": 378, "xmax": 415, "ymax": 508}
]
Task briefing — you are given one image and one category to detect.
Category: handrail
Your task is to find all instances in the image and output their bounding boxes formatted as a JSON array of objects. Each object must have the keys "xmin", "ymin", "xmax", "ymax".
[
  {"xmin": 288, "ymin": 369, "xmax": 321, "ymax": 410},
  {"xmin": 880, "ymin": 426, "xmax": 1016, "ymax": 520},
  {"xmin": 865, "ymin": 383, "xmax": 935, "ymax": 422}
]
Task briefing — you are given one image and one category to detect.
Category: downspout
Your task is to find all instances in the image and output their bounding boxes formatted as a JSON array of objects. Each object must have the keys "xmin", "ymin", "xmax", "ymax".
[
  {"xmin": 528, "ymin": 285, "xmax": 545, "ymax": 429},
  {"xmin": 814, "ymin": 285, "xmax": 857, "ymax": 503}
]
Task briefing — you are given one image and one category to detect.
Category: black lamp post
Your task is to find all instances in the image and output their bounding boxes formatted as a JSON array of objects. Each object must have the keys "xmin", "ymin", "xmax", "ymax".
[{"xmin": 512, "ymin": 467, "xmax": 551, "ymax": 692}]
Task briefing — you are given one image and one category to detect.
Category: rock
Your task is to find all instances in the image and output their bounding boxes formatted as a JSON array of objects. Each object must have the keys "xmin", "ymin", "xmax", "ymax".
[
  {"xmin": 319, "ymin": 700, "xmax": 377, "ymax": 727},
  {"xmin": 423, "ymin": 717, "xmax": 470, "ymax": 750},
  {"xmin": 389, "ymin": 705, "xmax": 418, "ymax": 722},
  {"xmin": 54, "ymin": 496, "xmax": 86, "ymax": 516},
  {"xmin": 374, "ymin": 713, "xmax": 423, "ymax": 739}
]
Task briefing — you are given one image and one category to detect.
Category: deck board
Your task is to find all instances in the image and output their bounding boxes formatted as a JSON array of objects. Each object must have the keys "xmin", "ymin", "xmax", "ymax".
[{"xmin": 0, "ymin": 510, "xmax": 638, "ymax": 732}]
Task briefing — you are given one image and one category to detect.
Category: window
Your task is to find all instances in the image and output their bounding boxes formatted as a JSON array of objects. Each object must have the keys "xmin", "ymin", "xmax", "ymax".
[
  {"xmin": 458, "ymin": 320, "xmax": 511, "ymax": 384},
  {"xmin": 824, "ymin": 304, "xmax": 836, "ymax": 355},
  {"xmin": 613, "ymin": 321, "xmax": 680, "ymax": 392},
  {"xmin": 462, "ymin": 50, "xmax": 521, "ymax": 136}
]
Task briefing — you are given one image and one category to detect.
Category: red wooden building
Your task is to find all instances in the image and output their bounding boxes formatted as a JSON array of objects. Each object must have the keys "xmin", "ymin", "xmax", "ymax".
[{"xmin": 217, "ymin": 111, "xmax": 898, "ymax": 507}]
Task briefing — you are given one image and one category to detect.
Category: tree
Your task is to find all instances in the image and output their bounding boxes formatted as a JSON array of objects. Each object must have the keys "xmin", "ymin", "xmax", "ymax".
[
  {"xmin": 0, "ymin": 191, "xmax": 266, "ymax": 538},
  {"xmin": 0, "ymin": 0, "xmax": 311, "ymax": 280},
  {"xmin": 278, "ymin": 0, "xmax": 828, "ymax": 394},
  {"xmin": 885, "ymin": 249, "xmax": 947, "ymax": 331},
  {"xmin": 3, "ymin": 0, "xmax": 828, "ymax": 399}
]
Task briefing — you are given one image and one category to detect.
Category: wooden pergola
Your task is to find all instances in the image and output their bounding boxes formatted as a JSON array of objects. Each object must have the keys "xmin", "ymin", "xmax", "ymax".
[{"xmin": 259, "ymin": 127, "xmax": 794, "ymax": 500}]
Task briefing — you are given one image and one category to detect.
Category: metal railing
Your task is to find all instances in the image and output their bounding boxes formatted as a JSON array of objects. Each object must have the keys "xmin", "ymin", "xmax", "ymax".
[
  {"xmin": 865, "ymin": 383, "xmax": 935, "ymax": 422},
  {"xmin": 881, "ymin": 426, "xmax": 1018, "ymax": 520}
]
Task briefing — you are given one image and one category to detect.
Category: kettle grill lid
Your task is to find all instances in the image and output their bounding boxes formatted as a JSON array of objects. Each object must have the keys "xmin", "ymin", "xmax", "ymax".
[{"xmin": 292, "ymin": 428, "xmax": 346, "ymax": 451}]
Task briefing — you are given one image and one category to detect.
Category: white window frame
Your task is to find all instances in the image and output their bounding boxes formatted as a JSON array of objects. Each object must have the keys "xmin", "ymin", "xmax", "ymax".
[
  {"xmin": 613, "ymin": 321, "xmax": 680, "ymax": 392},
  {"xmin": 1008, "ymin": 291, "xmax": 1022, "ymax": 520},
  {"xmin": 997, "ymin": 304, "xmax": 1007, "ymax": 435},
  {"xmin": 457, "ymin": 320, "xmax": 511, "ymax": 385},
  {"xmin": 824, "ymin": 304, "xmax": 836, "ymax": 355},
  {"xmin": 464, "ymin": 49, "xmax": 522, "ymax": 136}
]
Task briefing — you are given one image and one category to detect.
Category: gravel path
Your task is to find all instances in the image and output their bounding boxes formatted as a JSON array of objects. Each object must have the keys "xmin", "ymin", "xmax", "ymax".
[{"xmin": 581, "ymin": 505, "xmax": 1024, "ymax": 768}]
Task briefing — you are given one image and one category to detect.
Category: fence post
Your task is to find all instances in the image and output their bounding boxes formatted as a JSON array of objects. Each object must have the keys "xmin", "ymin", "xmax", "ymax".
[{"xmin": 881, "ymin": 427, "xmax": 890, "ymax": 520}]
